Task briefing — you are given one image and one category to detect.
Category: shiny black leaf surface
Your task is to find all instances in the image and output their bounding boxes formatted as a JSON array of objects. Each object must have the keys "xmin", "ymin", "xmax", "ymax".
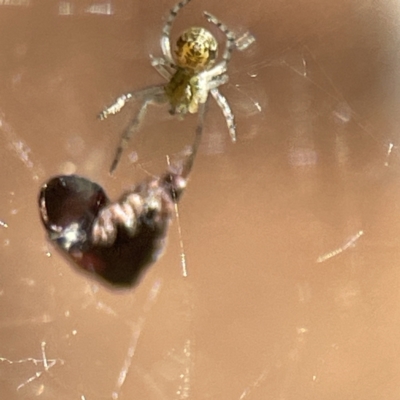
[{"xmin": 39, "ymin": 174, "xmax": 174, "ymax": 287}]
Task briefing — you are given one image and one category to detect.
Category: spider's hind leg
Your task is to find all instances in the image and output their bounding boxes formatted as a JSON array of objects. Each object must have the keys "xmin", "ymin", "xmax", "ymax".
[
  {"xmin": 179, "ymin": 101, "xmax": 206, "ymax": 180},
  {"xmin": 109, "ymin": 86, "xmax": 166, "ymax": 174}
]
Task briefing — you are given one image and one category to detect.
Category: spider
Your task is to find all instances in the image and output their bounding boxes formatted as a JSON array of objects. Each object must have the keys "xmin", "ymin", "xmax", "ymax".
[{"xmin": 99, "ymin": 0, "xmax": 254, "ymax": 173}]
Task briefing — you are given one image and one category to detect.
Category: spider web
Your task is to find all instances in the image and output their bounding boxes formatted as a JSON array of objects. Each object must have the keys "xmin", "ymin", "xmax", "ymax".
[{"xmin": 2, "ymin": 0, "xmax": 400, "ymax": 399}]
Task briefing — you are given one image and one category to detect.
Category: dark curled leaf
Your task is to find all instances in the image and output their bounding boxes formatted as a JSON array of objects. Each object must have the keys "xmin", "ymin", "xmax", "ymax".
[{"xmin": 38, "ymin": 173, "xmax": 185, "ymax": 287}]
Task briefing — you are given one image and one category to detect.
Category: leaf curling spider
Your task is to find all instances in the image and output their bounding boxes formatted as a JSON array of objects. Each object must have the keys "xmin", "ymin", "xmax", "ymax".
[{"xmin": 99, "ymin": 0, "xmax": 255, "ymax": 174}]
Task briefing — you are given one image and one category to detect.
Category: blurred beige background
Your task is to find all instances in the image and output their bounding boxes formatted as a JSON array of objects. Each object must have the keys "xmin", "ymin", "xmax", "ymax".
[{"xmin": 1, "ymin": 0, "xmax": 400, "ymax": 399}]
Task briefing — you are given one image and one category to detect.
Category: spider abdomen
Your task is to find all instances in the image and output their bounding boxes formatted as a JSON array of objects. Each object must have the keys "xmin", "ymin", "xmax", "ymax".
[{"xmin": 175, "ymin": 27, "xmax": 218, "ymax": 71}]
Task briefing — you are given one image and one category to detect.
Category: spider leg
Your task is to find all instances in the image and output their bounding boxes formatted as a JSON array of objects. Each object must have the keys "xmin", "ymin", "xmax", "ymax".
[
  {"xmin": 166, "ymin": 101, "xmax": 206, "ymax": 278},
  {"xmin": 109, "ymin": 86, "xmax": 166, "ymax": 174},
  {"xmin": 99, "ymin": 93, "xmax": 133, "ymax": 120},
  {"xmin": 210, "ymin": 88, "xmax": 236, "ymax": 142},
  {"xmin": 150, "ymin": 55, "xmax": 175, "ymax": 80},
  {"xmin": 203, "ymin": 11, "xmax": 236, "ymax": 68},
  {"xmin": 235, "ymin": 31, "xmax": 256, "ymax": 51},
  {"xmin": 202, "ymin": 15, "xmax": 255, "ymax": 143},
  {"xmin": 207, "ymin": 73, "xmax": 229, "ymax": 89},
  {"xmin": 161, "ymin": 0, "xmax": 193, "ymax": 65},
  {"xmin": 109, "ymin": 100, "xmax": 149, "ymax": 174},
  {"xmin": 99, "ymin": 86, "xmax": 168, "ymax": 121},
  {"xmin": 179, "ymin": 100, "xmax": 206, "ymax": 180}
]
